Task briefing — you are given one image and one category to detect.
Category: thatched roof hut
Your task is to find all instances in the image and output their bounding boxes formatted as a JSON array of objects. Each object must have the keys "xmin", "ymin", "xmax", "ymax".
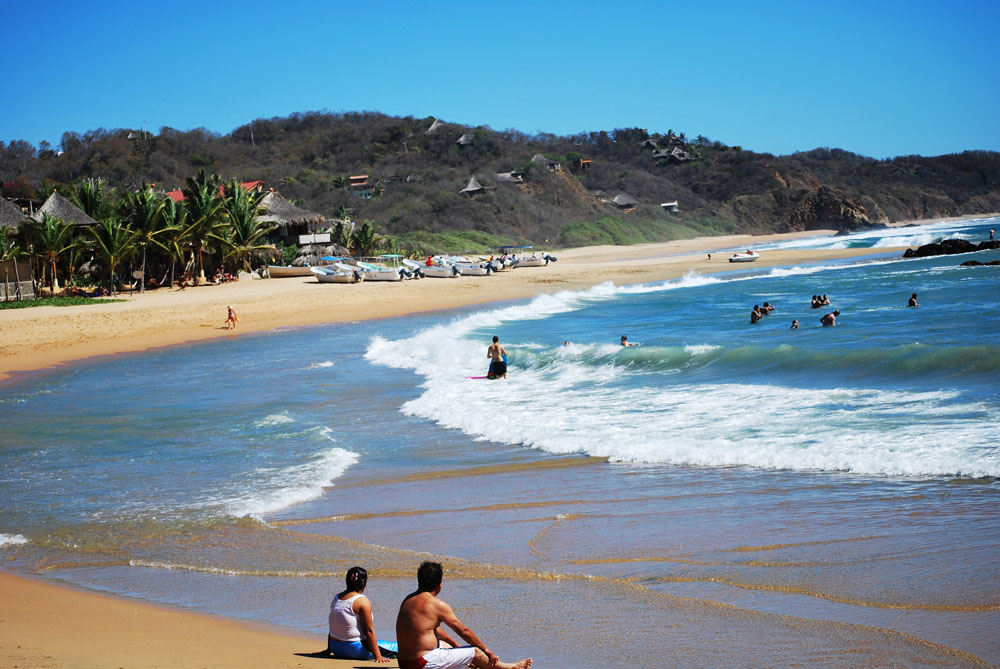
[
  {"xmin": 495, "ymin": 171, "xmax": 524, "ymax": 185},
  {"xmin": 456, "ymin": 133, "xmax": 475, "ymax": 146},
  {"xmin": 0, "ymin": 198, "xmax": 31, "ymax": 230},
  {"xmin": 425, "ymin": 118, "xmax": 445, "ymax": 135},
  {"xmin": 531, "ymin": 154, "xmax": 561, "ymax": 171},
  {"xmin": 257, "ymin": 190, "xmax": 325, "ymax": 228},
  {"xmin": 460, "ymin": 176, "xmax": 495, "ymax": 196},
  {"xmin": 611, "ymin": 193, "xmax": 638, "ymax": 209},
  {"xmin": 33, "ymin": 192, "xmax": 99, "ymax": 227}
]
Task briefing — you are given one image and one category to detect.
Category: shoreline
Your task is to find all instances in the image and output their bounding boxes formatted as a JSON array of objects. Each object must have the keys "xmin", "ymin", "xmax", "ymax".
[
  {"xmin": 1, "ymin": 228, "xmax": 895, "ymax": 384},
  {"xmin": 2, "ymin": 217, "xmax": 996, "ymax": 667}
]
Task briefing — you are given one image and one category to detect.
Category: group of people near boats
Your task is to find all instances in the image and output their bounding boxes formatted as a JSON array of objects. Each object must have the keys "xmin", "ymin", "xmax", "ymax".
[{"xmin": 327, "ymin": 562, "xmax": 531, "ymax": 669}]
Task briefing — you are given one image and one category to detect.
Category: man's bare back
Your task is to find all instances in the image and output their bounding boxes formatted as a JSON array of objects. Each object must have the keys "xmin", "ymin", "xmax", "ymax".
[{"xmin": 396, "ymin": 562, "xmax": 531, "ymax": 669}]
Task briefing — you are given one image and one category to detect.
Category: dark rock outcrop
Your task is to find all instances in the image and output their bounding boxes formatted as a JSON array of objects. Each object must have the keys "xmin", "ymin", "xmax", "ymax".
[
  {"xmin": 903, "ymin": 239, "xmax": 1000, "ymax": 258},
  {"xmin": 960, "ymin": 259, "xmax": 1000, "ymax": 266}
]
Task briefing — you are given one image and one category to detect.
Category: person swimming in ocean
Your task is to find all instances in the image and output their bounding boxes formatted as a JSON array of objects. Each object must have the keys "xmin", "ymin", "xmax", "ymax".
[
  {"xmin": 908, "ymin": 293, "xmax": 919, "ymax": 307},
  {"xmin": 750, "ymin": 305, "xmax": 762, "ymax": 324},
  {"xmin": 621, "ymin": 335, "xmax": 636, "ymax": 347},
  {"xmin": 820, "ymin": 309, "xmax": 840, "ymax": 327},
  {"xmin": 487, "ymin": 336, "xmax": 508, "ymax": 379},
  {"xmin": 791, "ymin": 319, "xmax": 799, "ymax": 329}
]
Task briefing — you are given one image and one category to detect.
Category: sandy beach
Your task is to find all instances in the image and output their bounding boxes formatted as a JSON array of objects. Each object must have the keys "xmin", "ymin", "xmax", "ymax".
[
  {"xmin": 1, "ymin": 229, "xmax": 895, "ymax": 385},
  {"xmin": 0, "ymin": 228, "xmax": 933, "ymax": 668}
]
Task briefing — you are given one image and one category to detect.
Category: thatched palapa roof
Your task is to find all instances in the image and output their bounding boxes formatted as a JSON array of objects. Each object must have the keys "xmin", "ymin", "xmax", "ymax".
[
  {"xmin": 0, "ymin": 199, "xmax": 31, "ymax": 230},
  {"xmin": 257, "ymin": 191, "xmax": 325, "ymax": 227},
  {"xmin": 425, "ymin": 118, "xmax": 444, "ymax": 135},
  {"xmin": 456, "ymin": 133, "xmax": 475, "ymax": 146},
  {"xmin": 33, "ymin": 192, "xmax": 99, "ymax": 227},
  {"xmin": 460, "ymin": 176, "xmax": 495, "ymax": 196},
  {"xmin": 611, "ymin": 193, "xmax": 638, "ymax": 208}
]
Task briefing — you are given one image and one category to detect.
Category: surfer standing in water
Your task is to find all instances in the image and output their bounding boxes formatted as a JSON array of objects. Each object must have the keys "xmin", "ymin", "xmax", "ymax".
[{"xmin": 487, "ymin": 336, "xmax": 508, "ymax": 380}]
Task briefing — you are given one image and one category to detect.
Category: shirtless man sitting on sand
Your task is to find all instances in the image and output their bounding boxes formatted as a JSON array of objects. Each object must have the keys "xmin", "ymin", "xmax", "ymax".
[{"xmin": 396, "ymin": 562, "xmax": 531, "ymax": 669}]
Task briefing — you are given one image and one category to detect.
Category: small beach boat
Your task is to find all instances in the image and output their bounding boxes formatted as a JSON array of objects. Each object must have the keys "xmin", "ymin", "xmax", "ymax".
[
  {"xmin": 310, "ymin": 266, "xmax": 364, "ymax": 283},
  {"xmin": 266, "ymin": 265, "xmax": 315, "ymax": 277},
  {"xmin": 403, "ymin": 258, "xmax": 460, "ymax": 278},
  {"xmin": 729, "ymin": 251, "xmax": 760, "ymax": 263}
]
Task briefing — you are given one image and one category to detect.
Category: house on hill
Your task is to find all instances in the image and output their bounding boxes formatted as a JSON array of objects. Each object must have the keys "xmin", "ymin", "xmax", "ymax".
[
  {"xmin": 460, "ymin": 176, "xmax": 496, "ymax": 197},
  {"xmin": 611, "ymin": 193, "xmax": 638, "ymax": 210},
  {"xmin": 661, "ymin": 200, "xmax": 680, "ymax": 213},
  {"xmin": 495, "ymin": 171, "xmax": 525, "ymax": 185},
  {"xmin": 653, "ymin": 147, "xmax": 693, "ymax": 164},
  {"xmin": 425, "ymin": 118, "xmax": 445, "ymax": 135},
  {"xmin": 165, "ymin": 180, "xmax": 264, "ymax": 202},
  {"xmin": 456, "ymin": 133, "xmax": 475, "ymax": 146},
  {"xmin": 641, "ymin": 139, "xmax": 661, "ymax": 151},
  {"xmin": 33, "ymin": 192, "xmax": 99, "ymax": 227},
  {"xmin": 531, "ymin": 154, "xmax": 561, "ymax": 171}
]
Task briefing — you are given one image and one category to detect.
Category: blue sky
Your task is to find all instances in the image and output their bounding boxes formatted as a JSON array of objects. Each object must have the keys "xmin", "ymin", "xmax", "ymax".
[{"xmin": 3, "ymin": 0, "xmax": 998, "ymax": 158}]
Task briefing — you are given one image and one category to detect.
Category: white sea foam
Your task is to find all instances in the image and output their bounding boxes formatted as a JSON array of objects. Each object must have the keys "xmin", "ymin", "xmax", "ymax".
[
  {"xmin": 0, "ymin": 533, "xmax": 29, "ymax": 547},
  {"xmin": 254, "ymin": 413, "xmax": 296, "ymax": 427},
  {"xmin": 224, "ymin": 446, "xmax": 359, "ymax": 518},
  {"xmin": 306, "ymin": 361, "xmax": 335, "ymax": 369},
  {"xmin": 683, "ymin": 344, "xmax": 719, "ymax": 356},
  {"xmin": 365, "ymin": 280, "xmax": 1000, "ymax": 478}
]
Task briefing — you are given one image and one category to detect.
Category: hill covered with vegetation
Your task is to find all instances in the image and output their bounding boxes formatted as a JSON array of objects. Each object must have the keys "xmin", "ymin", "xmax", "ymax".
[{"xmin": 3, "ymin": 111, "xmax": 999, "ymax": 251}]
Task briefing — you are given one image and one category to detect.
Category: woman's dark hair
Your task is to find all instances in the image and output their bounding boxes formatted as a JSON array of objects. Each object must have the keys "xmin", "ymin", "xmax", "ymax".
[
  {"xmin": 345, "ymin": 566, "xmax": 368, "ymax": 592},
  {"xmin": 417, "ymin": 561, "xmax": 443, "ymax": 592}
]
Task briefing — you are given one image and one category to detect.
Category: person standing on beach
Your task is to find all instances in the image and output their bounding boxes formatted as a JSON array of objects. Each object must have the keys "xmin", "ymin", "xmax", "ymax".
[
  {"xmin": 487, "ymin": 336, "xmax": 508, "ymax": 379},
  {"xmin": 225, "ymin": 305, "xmax": 238, "ymax": 330},
  {"xmin": 820, "ymin": 309, "xmax": 840, "ymax": 327},
  {"xmin": 395, "ymin": 561, "xmax": 532, "ymax": 669},
  {"xmin": 908, "ymin": 293, "xmax": 919, "ymax": 307}
]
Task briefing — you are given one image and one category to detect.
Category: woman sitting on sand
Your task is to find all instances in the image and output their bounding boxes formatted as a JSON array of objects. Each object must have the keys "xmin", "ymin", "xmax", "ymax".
[{"xmin": 328, "ymin": 566, "xmax": 396, "ymax": 662}]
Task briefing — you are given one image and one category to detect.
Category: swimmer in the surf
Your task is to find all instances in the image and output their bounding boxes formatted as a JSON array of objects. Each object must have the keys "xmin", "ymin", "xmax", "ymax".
[
  {"xmin": 621, "ymin": 335, "xmax": 636, "ymax": 347},
  {"xmin": 750, "ymin": 305, "xmax": 762, "ymax": 324},
  {"xmin": 791, "ymin": 319, "xmax": 799, "ymax": 329},
  {"xmin": 908, "ymin": 293, "xmax": 918, "ymax": 307},
  {"xmin": 487, "ymin": 335, "xmax": 508, "ymax": 379},
  {"xmin": 820, "ymin": 309, "xmax": 840, "ymax": 327}
]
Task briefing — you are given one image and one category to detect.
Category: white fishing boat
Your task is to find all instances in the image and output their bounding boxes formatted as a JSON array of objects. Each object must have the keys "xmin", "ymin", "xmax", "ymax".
[
  {"xmin": 729, "ymin": 251, "xmax": 760, "ymax": 263},
  {"xmin": 310, "ymin": 266, "xmax": 364, "ymax": 283},
  {"xmin": 403, "ymin": 258, "xmax": 459, "ymax": 278},
  {"xmin": 266, "ymin": 265, "xmax": 314, "ymax": 278},
  {"xmin": 449, "ymin": 257, "xmax": 493, "ymax": 276}
]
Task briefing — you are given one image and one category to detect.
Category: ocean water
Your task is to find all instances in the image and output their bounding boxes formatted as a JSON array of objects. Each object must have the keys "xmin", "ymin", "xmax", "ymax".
[{"xmin": 1, "ymin": 218, "xmax": 998, "ymax": 666}]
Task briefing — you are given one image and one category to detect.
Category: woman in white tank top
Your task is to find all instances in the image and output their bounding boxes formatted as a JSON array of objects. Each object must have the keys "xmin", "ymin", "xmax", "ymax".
[{"xmin": 327, "ymin": 566, "xmax": 395, "ymax": 662}]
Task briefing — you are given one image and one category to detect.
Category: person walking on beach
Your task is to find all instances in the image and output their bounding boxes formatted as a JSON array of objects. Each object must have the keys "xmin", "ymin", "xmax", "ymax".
[
  {"xmin": 908, "ymin": 293, "xmax": 919, "ymax": 307},
  {"xmin": 820, "ymin": 309, "xmax": 840, "ymax": 327},
  {"xmin": 328, "ymin": 566, "xmax": 395, "ymax": 663},
  {"xmin": 395, "ymin": 561, "xmax": 532, "ymax": 669},
  {"xmin": 225, "ymin": 305, "xmax": 238, "ymax": 330},
  {"xmin": 487, "ymin": 336, "xmax": 508, "ymax": 380}
]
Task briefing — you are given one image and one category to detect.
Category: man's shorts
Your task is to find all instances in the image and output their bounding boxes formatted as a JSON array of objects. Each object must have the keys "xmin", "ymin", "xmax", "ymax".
[{"xmin": 398, "ymin": 646, "xmax": 476, "ymax": 669}]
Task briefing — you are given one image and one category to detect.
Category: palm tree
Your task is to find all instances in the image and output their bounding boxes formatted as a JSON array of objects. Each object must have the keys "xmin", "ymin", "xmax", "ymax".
[
  {"xmin": 119, "ymin": 184, "xmax": 166, "ymax": 292},
  {"xmin": 159, "ymin": 198, "xmax": 189, "ymax": 289},
  {"xmin": 330, "ymin": 220, "xmax": 351, "ymax": 248},
  {"xmin": 350, "ymin": 221, "xmax": 382, "ymax": 257},
  {"xmin": 181, "ymin": 169, "xmax": 228, "ymax": 285},
  {"xmin": 0, "ymin": 226, "xmax": 24, "ymax": 301},
  {"xmin": 70, "ymin": 178, "xmax": 116, "ymax": 223},
  {"xmin": 89, "ymin": 219, "xmax": 138, "ymax": 295},
  {"xmin": 219, "ymin": 178, "xmax": 274, "ymax": 271},
  {"xmin": 29, "ymin": 213, "xmax": 79, "ymax": 293}
]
